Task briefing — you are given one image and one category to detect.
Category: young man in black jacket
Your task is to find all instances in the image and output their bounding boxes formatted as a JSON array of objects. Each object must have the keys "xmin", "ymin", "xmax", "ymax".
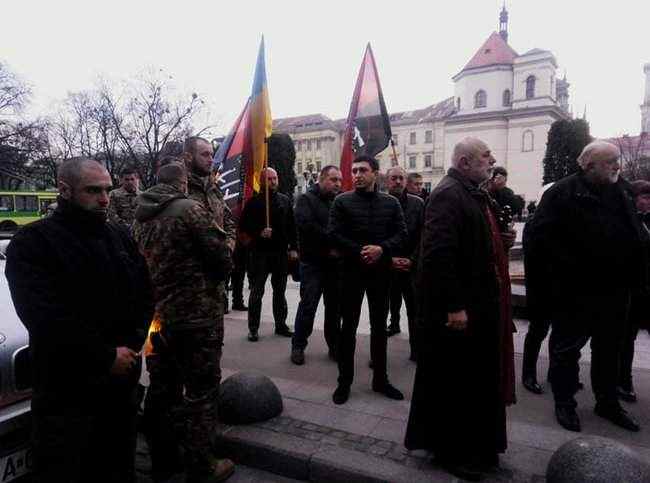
[
  {"xmin": 239, "ymin": 168, "xmax": 298, "ymax": 341},
  {"xmin": 5, "ymin": 158, "xmax": 154, "ymax": 483},
  {"xmin": 328, "ymin": 156, "xmax": 408, "ymax": 405},
  {"xmin": 290, "ymin": 166, "xmax": 343, "ymax": 365}
]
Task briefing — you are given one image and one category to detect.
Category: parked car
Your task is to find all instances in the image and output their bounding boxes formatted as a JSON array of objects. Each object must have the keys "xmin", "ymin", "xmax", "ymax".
[{"xmin": 0, "ymin": 239, "xmax": 32, "ymax": 482}]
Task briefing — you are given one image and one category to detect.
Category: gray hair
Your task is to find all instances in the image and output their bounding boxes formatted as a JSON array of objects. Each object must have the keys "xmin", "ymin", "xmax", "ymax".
[
  {"xmin": 577, "ymin": 140, "xmax": 620, "ymax": 169},
  {"xmin": 451, "ymin": 137, "xmax": 484, "ymax": 168},
  {"xmin": 386, "ymin": 166, "xmax": 406, "ymax": 177}
]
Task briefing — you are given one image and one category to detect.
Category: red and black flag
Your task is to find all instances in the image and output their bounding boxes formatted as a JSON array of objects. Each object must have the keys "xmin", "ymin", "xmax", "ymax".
[
  {"xmin": 212, "ymin": 99, "xmax": 252, "ymax": 220},
  {"xmin": 340, "ymin": 43, "xmax": 392, "ymax": 191}
]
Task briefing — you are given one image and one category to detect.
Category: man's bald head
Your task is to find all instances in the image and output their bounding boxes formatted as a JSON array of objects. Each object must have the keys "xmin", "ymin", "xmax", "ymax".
[
  {"xmin": 57, "ymin": 158, "xmax": 112, "ymax": 218},
  {"xmin": 260, "ymin": 167, "xmax": 279, "ymax": 192},
  {"xmin": 451, "ymin": 137, "xmax": 495, "ymax": 184},
  {"xmin": 578, "ymin": 140, "xmax": 621, "ymax": 184}
]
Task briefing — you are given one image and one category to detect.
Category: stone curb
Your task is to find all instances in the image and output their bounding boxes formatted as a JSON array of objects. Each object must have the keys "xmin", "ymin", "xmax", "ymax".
[{"xmin": 213, "ymin": 416, "xmax": 531, "ymax": 483}]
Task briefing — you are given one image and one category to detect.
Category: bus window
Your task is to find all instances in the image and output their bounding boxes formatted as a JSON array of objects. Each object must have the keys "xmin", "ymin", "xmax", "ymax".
[
  {"xmin": 15, "ymin": 195, "xmax": 38, "ymax": 212},
  {"xmin": 0, "ymin": 195, "xmax": 14, "ymax": 212}
]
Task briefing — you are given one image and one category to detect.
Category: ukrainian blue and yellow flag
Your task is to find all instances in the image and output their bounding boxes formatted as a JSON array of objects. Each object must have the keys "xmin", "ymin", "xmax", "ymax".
[{"xmin": 249, "ymin": 36, "xmax": 272, "ymax": 193}]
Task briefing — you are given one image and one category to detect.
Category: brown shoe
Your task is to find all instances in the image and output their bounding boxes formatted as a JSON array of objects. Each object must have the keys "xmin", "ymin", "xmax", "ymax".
[{"xmin": 189, "ymin": 458, "xmax": 236, "ymax": 483}]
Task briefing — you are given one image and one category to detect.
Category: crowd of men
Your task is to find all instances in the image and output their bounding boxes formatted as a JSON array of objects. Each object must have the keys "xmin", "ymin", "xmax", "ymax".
[{"xmin": 4, "ymin": 134, "xmax": 648, "ymax": 482}]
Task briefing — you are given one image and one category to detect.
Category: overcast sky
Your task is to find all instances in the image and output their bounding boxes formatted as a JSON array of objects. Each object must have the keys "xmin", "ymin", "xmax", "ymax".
[{"xmin": 2, "ymin": 0, "xmax": 648, "ymax": 139}]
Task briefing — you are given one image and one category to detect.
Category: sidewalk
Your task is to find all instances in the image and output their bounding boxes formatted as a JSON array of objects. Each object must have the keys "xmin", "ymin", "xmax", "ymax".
[{"xmin": 214, "ymin": 313, "xmax": 650, "ymax": 482}]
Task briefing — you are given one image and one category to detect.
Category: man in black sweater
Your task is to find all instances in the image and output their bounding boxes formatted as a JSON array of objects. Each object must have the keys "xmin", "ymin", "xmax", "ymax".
[
  {"xmin": 6, "ymin": 158, "xmax": 153, "ymax": 483},
  {"xmin": 239, "ymin": 168, "xmax": 297, "ymax": 341},
  {"xmin": 328, "ymin": 156, "xmax": 408, "ymax": 405},
  {"xmin": 290, "ymin": 165, "xmax": 343, "ymax": 365}
]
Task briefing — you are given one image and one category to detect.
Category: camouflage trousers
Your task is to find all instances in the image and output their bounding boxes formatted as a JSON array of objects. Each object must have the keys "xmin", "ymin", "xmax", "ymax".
[{"xmin": 143, "ymin": 324, "xmax": 224, "ymax": 480}]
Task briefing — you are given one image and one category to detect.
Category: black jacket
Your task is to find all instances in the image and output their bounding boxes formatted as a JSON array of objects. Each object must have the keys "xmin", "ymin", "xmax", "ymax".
[
  {"xmin": 239, "ymin": 190, "xmax": 297, "ymax": 253},
  {"xmin": 526, "ymin": 172, "xmax": 645, "ymax": 306},
  {"xmin": 393, "ymin": 190, "xmax": 424, "ymax": 260},
  {"xmin": 5, "ymin": 198, "xmax": 154, "ymax": 407},
  {"xmin": 328, "ymin": 186, "xmax": 407, "ymax": 270},
  {"xmin": 295, "ymin": 183, "xmax": 336, "ymax": 264},
  {"xmin": 417, "ymin": 168, "xmax": 499, "ymax": 328}
]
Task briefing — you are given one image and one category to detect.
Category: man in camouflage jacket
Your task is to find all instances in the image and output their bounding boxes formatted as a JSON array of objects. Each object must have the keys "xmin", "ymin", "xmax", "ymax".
[
  {"xmin": 133, "ymin": 162, "xmax": 234, "ymax": 483},
  {"xmin": 108, "ymin": 166, "xmax": 140, "ymax": 228}
]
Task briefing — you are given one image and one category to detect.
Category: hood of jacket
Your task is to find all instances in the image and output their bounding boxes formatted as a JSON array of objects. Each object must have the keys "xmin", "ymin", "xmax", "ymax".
[{"xmin": 135, "ymin": 183, "xmax": 186, "ymax": 222}]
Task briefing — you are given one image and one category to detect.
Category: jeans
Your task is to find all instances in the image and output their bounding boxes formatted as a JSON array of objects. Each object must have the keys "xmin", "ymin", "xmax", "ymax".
[
  {"xmin": 247, "ymin": 249, "xmax": 288, "ymax": 332},
  {"xmin": 292, "ymin": 261, "xmax": 342, "ymax": 351}
]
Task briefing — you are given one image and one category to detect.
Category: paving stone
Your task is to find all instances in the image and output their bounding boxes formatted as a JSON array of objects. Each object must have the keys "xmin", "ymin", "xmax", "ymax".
[
  {"xmin": 368, "ymin": 445, "xmax": 390, "ymax": 457},
  {"xmin": 375, "ymin": 440, "xmax": 394, "ymax": 449},
  {"xmin": 303, "ymin": 423, "xmax": 318, "ymax": 431},
  {"xmin": 344, "ymin": 433, "xmax": 363, "ymax": 443},
  {"xmin": 330, "ymin": 430, "xmax": 348, "ymax": 439},
  {"xmin": 386, "ymin": 450, "xmax": 407, "ymax": 462}
]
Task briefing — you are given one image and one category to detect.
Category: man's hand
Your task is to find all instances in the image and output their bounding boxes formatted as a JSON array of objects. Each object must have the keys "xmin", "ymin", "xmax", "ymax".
[
  {"xmin": 360, "ymin": 245, "xmax": 383, "ymax": 265},
  {"xmin": 111, "ymin": 347, "xmax": 138, "ymax": 376},
  {"xmin": 500, "ymin": 229, "xmax": 516, "ymax": 251},
  {"xmin": 261, "ymin": 227, "xmax": 273, "ymax": 239},
  {"xmin": 391, "ymin": 257, "xmax": 412, "ymax": 272},
  {"xmin": 288, "ymin": 250, "xmax": 299, "ymax": 262},
  {"xmin": 446, "ymin": 310, "xmax": 468, "ymax": 331}
]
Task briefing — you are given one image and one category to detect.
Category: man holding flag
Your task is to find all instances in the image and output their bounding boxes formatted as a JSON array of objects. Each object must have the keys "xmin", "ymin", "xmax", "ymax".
[{"xmin": 328, "ymin": 44, "xmax": 408, "ymax": 405}]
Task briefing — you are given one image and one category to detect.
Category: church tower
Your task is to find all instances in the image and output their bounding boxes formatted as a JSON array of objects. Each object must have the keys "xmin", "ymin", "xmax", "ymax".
[
  {"xmin": 642, "ymin": 63, "xmax": 650, "ymax": 133},
  {"xmin": 499, "ymin": 3, "xmax": 509, "ymax": 43}
]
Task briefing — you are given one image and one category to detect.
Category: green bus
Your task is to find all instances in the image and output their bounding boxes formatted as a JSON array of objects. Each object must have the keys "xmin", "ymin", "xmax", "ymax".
[{"xmin": 0, "ymin": 190, "xmax": 58, "ymax": 231}]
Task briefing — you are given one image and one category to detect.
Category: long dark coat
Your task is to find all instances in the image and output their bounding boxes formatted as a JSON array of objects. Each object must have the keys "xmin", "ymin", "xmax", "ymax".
[{"xmin": 405, "ymin": 168, "xmax": 513, "ymax": 458}]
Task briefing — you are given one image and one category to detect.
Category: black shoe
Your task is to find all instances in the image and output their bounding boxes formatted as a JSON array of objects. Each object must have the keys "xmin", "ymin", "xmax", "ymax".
[
  {"xmin": 372, "ymin": 381, "xmax": 404, "ymax": 400},
  {"xmin": 555, "ymin": 405, "xmax": 581, "ymax": 432},
  {"xmin": 595, "ymin": 405, "xmax": 640, "ymax": 432},
  {"xmin": 248, "ymin": 331, "xmax": 259, "ymax": 342},
  {"xmin": 275, "ymin": 325, "xmax": 293, "ymax": 337},
  {"xmin": 617, "ymin": 386, "xmax": 638, "ymax": 403},
  {"xmin": 386, "ymin": 324, "xmax": 401, "ymax": 337},
  {"xmin": 232, "ymin": 302, "xmax": 248, "ymax": 311},
  {"xmin": 522, "ymin": 375, "xmax": 544, "ymax": 395},
  {"xmin": 332, "ymin": 384, "xmax": 350, "ymax": 405},
  {"xmin": 291, "ymin": 348, "xmax": 305, "ymax": 365},
  {"xmin": 328, "ymin": 347, "xmax": 338, "ymax": 362},
  {"xmin": 434, "ymin": 456, "xmax": 483, "ymax": 482}
]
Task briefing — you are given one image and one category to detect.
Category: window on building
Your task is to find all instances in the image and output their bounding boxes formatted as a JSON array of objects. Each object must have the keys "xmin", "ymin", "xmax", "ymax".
[
  {"xmin": 424, "ymin": 182, "xmax": 432, "ymax": 191},
  {"xmin": 316, "ymin": 160, "xmax": 322, "ymax": 171},
  {"xmin": 522, "ymin": 130, "xmax": 534, "ymax": 152},
  {"xmin": 457, "ymin": 97, "xmax": 461, "ymax": 110},
  {"xmin": 316, "ymin": 139, "xmax": 322, "ymax": 150},
  {"xmin": 307, "ymin": 140, "xmax": 312, "ymax": 151},
  {"xmin": 409, "ymin": 132, "xmax": 416, "ymax": 145},
  {"xmin": 425, "ymin": 130, "xmax": 433, "ymax": 143},
  {"xmin": 296, "ymin": 141, "xmax": 301, "ymax": 152},
  {"xmin": 392, "ymin": 134, "xmax": 398, "ymax": 146},
  {"xmin": 502, "ymin": 89, "xmax": 511, "ymax": 107},
  {"xmin": 474, "ymin": 90, "xmax": 487, "ymax": 108},
  {"xmin": 424, "ymin": 154, "xmax": 432, "ymax": 167},
  {"xmin": 0, "ymin": 195, "xmax": 14, "ymax": 212},
  {"xmin": 297, "ymin": 162, "xmax": 303, "ymax": 173},
  {"xmin": 526, "ymin": 76, "xmax": 536, "ymax": 99},
  {"xmin": 408, "ymin": 155, "xmax": 417, "ymax": 169}
]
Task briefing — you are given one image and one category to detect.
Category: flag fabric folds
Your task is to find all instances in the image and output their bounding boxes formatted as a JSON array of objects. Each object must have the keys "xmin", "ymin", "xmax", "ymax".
[
  {"xmin": 249, "ymin": 36, "xmax": 273, "ymax": 193},
  {"xmin": 340, "ymin": 43, "xmax": 392, "ymax": 191},
  {"xmin": 213, "ymin": 99, "xmax": 252, "ymax": 220}
]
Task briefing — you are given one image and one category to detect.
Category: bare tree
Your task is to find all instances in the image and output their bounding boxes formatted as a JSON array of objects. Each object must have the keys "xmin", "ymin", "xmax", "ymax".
[{"xmin": 613, "ymin": 133, "xmax": 650, "ymax": 181}]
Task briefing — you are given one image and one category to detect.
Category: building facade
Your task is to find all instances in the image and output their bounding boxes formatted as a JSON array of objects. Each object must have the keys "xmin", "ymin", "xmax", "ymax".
[{"xmin": 274, "ymin": 6, "xmax": 571, "ymax": 200}]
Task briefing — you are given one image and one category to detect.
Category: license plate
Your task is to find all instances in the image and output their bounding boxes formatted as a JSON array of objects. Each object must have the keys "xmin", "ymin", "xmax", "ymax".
[{"xmin": 0, "ymin": 447, "xmax": 32, "ymax": 483}]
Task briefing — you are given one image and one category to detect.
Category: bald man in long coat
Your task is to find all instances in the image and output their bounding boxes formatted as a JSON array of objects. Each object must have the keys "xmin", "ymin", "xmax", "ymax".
[{"xmin": 405, "ymin": 138, "xmax": 515, "ymax": 482}]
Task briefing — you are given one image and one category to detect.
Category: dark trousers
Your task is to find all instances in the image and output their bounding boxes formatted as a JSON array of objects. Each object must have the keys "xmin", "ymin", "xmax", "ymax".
[
  {"xmin": 549, "ymin": 293, "xmax": 630, "ymax": 409},
  {"xmin": 338, "ymin": 266, "xmax": 390, "ymax": 387},
  {"xmin": 292, "ymin": 261, "xmax": 342, "ymax": 351},
  {"xmin": 32, "ymin": 371, "xmax": 141, "ymax": 483},
  {"xmin": 247, "ymin": 250, "xmax": 288, "ymax": 332},
  {"xmin": 619, "ymin": 320, "xmax": 639, "ymax": 391},
  {"xmin": 230, "ymin": 242, "xmax": 248, "ymax": 306},
  {"xmin": 522, "ymin": 318, "xmax": 551, "ymax": 380},
  {"xmin": 144, "ymin": 326, "xmax": 222, "ymax": 480},
  {"xmin": 388, "ymin": 270, "xmax": 417, "ymax": 355}
]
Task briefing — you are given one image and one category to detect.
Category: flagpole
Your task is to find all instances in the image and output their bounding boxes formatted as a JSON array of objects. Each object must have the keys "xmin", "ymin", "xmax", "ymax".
[
  {"xmin": 264, "ymin": 137, "xmax": 270, "ymax": 228},
  {"xmin": 390, "ymin": 139, "xmax": 399, "ymax": 166}
]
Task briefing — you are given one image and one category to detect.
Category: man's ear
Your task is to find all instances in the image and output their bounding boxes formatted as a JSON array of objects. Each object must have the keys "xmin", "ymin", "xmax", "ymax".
[{"xmin": 58, "ymin": 181, "xmax": 72, "ymax": 200}]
